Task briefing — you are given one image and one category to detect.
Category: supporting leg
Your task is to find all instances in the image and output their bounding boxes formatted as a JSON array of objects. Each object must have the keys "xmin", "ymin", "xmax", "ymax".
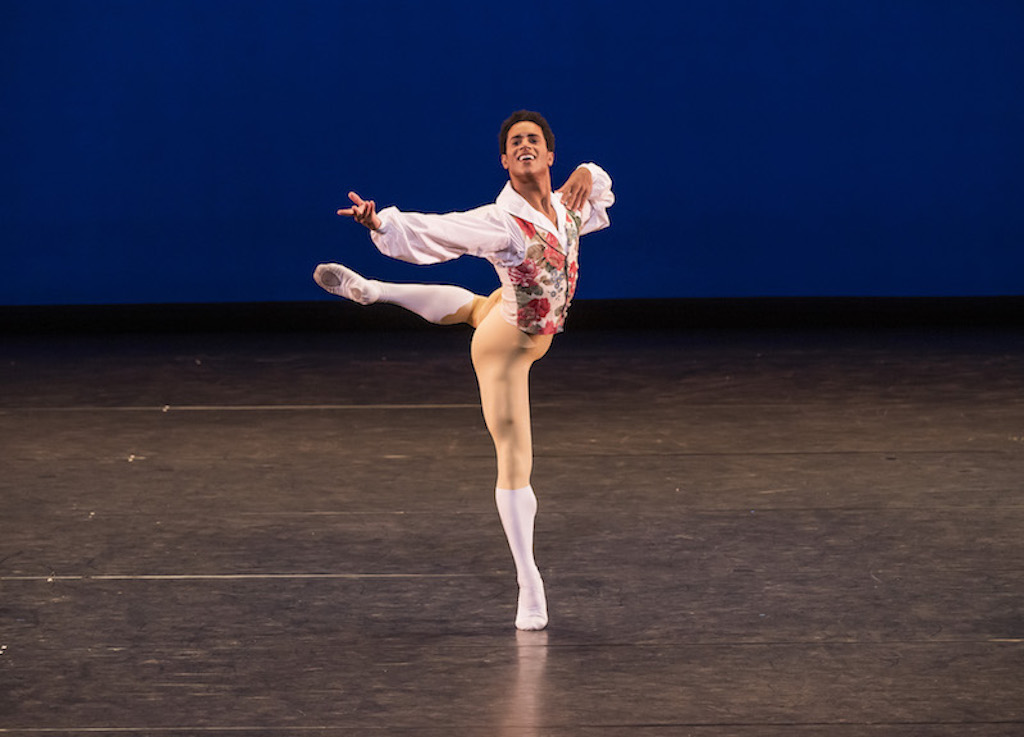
[{"xmin": 471, "ymin": 308, "xmax": 553, "ymax": 629}]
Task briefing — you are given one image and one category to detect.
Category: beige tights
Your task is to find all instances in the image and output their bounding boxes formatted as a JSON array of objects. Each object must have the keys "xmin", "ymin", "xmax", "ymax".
[
  {"xmin": 468, "ymin": 300, "xmax": 551, "ymax": 630},
  {"xmin": 469, "ymin": 302, "xmax": 551, "ymax": 487}
]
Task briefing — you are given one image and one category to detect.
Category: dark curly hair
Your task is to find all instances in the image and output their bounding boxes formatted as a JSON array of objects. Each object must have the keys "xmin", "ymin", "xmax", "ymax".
[{"xmin": 499, "ymin": 110, "xmax": 555, "ymax": 155}]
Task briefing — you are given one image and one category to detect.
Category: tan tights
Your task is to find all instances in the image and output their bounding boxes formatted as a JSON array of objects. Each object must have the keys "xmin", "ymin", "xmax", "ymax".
[{"xmin": 447, "ymin": 290, "xmax": 552, "ymax": 489}]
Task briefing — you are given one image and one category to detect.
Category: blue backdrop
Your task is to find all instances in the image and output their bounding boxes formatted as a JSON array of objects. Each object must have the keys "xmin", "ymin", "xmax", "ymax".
[{"xmin": 3, "ymin": 0, "xmax": 1022, "ymax": 305}]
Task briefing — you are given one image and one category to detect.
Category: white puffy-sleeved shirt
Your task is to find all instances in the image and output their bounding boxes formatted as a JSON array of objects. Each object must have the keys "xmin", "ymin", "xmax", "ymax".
[{"xmin": 370, "ymin": 163, "xmax": 614, "ymax": 333}]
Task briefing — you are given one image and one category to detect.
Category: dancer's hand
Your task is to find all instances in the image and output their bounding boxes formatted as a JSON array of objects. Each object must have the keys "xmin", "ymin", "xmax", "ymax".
[
  {"xmin": 337, "ymin": 191, "xmax": 382, "ymax": 230},
  {"xmin": 555, "ymin": 166, "xmax": 593, "ymax": 212}
]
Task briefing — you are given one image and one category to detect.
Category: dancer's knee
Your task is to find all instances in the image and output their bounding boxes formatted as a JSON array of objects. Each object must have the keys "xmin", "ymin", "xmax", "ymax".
[{"xmin": 484, "ymin": 401, "xmax": 534, "ymax": 489}]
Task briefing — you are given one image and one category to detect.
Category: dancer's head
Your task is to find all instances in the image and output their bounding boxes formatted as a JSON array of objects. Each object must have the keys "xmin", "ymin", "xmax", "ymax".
[
  {"xmin": 499, "ymin": 110, "xmax": 555, "ymax": 155},
  {"xmin": 500, "ymin": 110, "xmax": 555, "ymax": 179}
]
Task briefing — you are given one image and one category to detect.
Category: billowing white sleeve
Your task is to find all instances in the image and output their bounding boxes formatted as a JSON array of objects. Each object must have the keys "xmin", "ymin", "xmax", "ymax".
[
  {"xmin": 576, "ymin": 162, "xmax": 615, "ymax": 235},
  {"xmin": 370, "ymin": 203, "xmax": 525, "ymax": 266}
]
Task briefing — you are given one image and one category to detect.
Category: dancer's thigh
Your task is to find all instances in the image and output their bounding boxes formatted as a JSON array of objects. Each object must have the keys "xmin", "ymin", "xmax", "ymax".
[
  {"xmin": 470, "ymin": 309, "xmax": 552, "ymax": 488},
  {"xmin": 471, "ymin": 305, "xmax": 552, "ymax": 367}
]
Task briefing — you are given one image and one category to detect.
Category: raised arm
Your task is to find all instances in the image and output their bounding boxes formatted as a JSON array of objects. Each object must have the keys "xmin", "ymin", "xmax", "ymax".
[
  {"xmin": 555, "ymin": 167, "xmax": 594, "ymax": 212},
  {"xmin": 558, "ymin": 164, "xmax": 614, "ymax": 235}
]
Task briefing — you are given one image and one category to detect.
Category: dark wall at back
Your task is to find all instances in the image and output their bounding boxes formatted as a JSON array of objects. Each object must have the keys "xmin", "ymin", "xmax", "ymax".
[{"xmin": 3, "ymin": 0, "xmax": 1022, "ymax": 306}]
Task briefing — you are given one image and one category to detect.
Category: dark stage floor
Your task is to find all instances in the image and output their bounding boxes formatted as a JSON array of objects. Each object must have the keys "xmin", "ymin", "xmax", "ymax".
[{"xmin": 1, "ymin": 323, "xmax": 1023, "ymax": 735}]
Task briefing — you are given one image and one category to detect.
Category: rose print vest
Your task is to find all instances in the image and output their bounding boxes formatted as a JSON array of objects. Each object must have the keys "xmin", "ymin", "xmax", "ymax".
[{"xmin": 503, "ymin": 210, "xmax": 582, "ymax": 335}]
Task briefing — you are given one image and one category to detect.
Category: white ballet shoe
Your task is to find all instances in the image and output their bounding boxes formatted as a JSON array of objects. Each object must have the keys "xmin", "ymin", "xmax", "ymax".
[
  {"xmin": 515, "ymin": 574, "xmax": 548, "ymax": 631},
  {"xmin": 313, "ymin": 263, "xmax": 381, "ymax": 305}
]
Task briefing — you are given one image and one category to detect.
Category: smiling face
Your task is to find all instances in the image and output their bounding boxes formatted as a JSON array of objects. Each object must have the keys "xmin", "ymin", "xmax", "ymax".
[{"xmin": 501, "ymin": 121, "xmax": 555, "ymax": 178}]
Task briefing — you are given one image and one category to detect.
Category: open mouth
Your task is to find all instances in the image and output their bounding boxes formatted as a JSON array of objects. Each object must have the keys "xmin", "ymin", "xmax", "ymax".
[{"xmin": 517, "ymin": 153, "xmax": 536, "ymax": 162}]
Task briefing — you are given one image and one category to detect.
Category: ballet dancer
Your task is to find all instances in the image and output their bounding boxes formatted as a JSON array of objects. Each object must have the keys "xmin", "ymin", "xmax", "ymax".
[{"xmin": 314, "ymin": 110, "xmax": 614, "ymax": 630}]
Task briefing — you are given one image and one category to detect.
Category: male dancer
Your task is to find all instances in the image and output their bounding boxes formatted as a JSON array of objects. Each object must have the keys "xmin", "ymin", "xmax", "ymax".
[{"xmin": 315, "ymin": 111, "xmax": 614, "ymax": 629}]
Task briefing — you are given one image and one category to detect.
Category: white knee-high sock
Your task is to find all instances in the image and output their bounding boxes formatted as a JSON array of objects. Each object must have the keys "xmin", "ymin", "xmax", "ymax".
[
  {"xmin": 376, "ymin": 281, "xmax": 475, "ymax": 324},
  {"xmin": 495, "ymin": 485, "xmax": 548, "ymax": 631},
  {"xmin": 313, "ymin": 263, "xmax": 474, "ymax": 324}
]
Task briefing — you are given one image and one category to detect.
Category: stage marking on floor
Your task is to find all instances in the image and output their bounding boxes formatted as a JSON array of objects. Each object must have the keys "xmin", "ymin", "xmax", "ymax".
[
  {"xmin": 0, "ymin": 729, "xmax": 351, "ymax": 734},
  {"xmin": 6, "ymin": 403, "xmax": 490, "ymax": 412},
  {"xmin": 0, "ymin": 573, "xmax": 481, "ymax": 582}
]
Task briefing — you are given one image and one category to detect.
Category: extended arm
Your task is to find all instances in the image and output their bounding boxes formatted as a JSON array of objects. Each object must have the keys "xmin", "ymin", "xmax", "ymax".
[
  {"xmin": 338, "ymin": 189, "xmax": 524, "ymax": 266},
  {"xmin": 370, "ymin": 204, "xmax": 524, "ymax": 266}
]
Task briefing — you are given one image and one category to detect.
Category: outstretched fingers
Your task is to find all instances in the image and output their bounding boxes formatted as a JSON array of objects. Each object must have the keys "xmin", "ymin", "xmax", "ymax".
[
  {"xmin": 336, "ymin": 191, "xmax": 366, "ymax": 216},
  {"xmin": 336, "ymin": 190, "xmax": 382, "ymax": 230}
]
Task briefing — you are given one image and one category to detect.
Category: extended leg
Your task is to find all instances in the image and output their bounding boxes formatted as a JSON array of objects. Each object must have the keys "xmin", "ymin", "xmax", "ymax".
[
  {"xmin": 471, "ymin": 309, "xmax": 553, "ymax": 629},
  {"xmin": 314, "ymin": 262, "xmax": 497, "ymax": 326}
]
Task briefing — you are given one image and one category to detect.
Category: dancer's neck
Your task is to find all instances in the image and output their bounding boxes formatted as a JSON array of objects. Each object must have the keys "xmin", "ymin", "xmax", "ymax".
[{"xmin": 511, "ymin": 174, "xmax": 557, "ymax": 225}]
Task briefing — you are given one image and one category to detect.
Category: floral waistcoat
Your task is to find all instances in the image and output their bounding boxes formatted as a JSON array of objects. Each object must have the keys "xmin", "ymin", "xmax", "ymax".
[{"xmin": 507, "ymin": 209, "xmax": 582, "ymax": 335}]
